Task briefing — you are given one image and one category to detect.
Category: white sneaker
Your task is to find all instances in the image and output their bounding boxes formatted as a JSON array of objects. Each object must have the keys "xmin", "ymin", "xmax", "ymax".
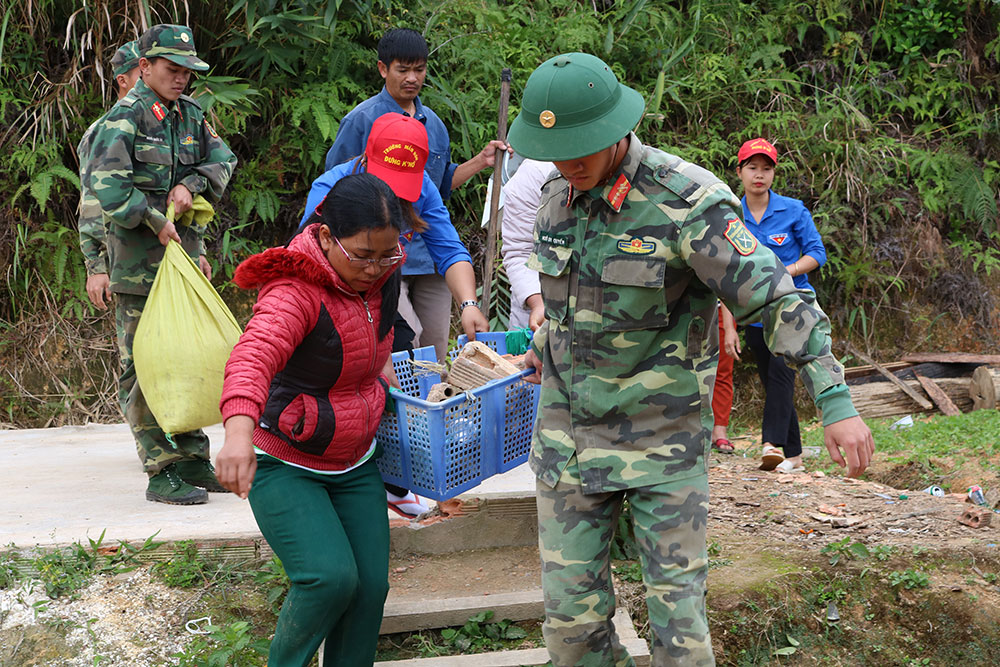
[{"xmin": 387, "ymin": 490, "xmax": 430, "ymax": 518}]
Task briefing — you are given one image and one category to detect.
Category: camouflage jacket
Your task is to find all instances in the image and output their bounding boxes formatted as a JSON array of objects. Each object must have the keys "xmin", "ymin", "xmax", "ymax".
[
  {"xmin": 84, "ymin": 78, "xmax": 236, "ymax": 295},
  {"xmin": 527, "ymin": 134, "xmax": 857, "ymax": 494},
  {"xmin": 77, "ymin": 118, "xmax": 108, "ymax": 275}
]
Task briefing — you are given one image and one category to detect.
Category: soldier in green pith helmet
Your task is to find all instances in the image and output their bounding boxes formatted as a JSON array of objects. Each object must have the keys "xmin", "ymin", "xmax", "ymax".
[
  {"xmin": 507, "ymin": 52, "xmax": 874, "ymax": 666},
  {"xmin": 84, "ymin": 24, "xmax": 237, "ymax": 505},
  {"xmin": 78, "ymin": 40, "xmax": 142, "ymax": 311}
]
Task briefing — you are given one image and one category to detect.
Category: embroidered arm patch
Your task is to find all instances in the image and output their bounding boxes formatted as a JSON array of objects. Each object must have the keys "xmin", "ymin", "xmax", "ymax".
[{"xmin": 724, "ymin": 216, "xmax": 758, "ymax": 255}]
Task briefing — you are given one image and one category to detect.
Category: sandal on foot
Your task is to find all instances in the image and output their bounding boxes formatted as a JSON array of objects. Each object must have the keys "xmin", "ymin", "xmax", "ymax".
[
  {"xmin": 775, "ymin": 459, "xmax": 805, "ymax": 474},
  {"xmin": 711, "ymin": 438, "xmax": 735, "ymax": 454},
  {"xmin": 759, "ymin": 445, "xmax": 785, "ymax": 471},
  {"xmin": 387, "ymin": 491, "xmax": 430, "ymax": 518}
]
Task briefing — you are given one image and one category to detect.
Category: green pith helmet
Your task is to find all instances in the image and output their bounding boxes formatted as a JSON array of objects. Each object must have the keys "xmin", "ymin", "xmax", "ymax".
[
  {"xmin": 110, "ymin": 40, "xmax": 141, "ymax": 76},
  {"xmin": 507, "ymin": 53, "xmax": 645, "ymax": 161},
  {"xmin": 138, "ymin": 24, "xmax": 209, "ymax": 72}
]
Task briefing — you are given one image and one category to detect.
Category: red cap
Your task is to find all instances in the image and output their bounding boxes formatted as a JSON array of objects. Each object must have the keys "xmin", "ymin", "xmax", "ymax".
[
  {"xmin": 364, "ymin": 113, "xmax": 429, "ymax": 202},
  {"xmin": 737, "ymin": 138, "xmax": 778, "ymax": 165}
]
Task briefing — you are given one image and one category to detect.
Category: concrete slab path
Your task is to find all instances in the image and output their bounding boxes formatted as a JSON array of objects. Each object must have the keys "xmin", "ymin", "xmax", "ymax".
[{"xmin": 0, "ymin": 423, "xmax": 535, "ymax": 549}]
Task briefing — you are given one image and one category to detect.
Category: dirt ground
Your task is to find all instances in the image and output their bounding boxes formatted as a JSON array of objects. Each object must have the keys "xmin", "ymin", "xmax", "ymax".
[{"xmin": 3, "ymin": 441, "xmax": 999, "ymax": 666}]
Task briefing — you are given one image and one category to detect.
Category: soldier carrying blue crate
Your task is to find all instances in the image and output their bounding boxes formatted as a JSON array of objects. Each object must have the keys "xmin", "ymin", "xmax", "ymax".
[{"xmin": 508, "ymin": 52, "xmax": 876, "ymax": 667}]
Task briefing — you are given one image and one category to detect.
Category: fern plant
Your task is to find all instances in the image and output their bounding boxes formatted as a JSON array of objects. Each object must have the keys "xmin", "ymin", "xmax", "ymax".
[{"xmin": 952, "ymin": 165, "xmax": 1000, "ymax": 234}]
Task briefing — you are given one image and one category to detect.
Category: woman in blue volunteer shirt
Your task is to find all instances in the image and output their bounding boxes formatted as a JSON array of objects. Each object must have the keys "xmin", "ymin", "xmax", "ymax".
[{"xmin": 736, "ymin": 138, "xmax": 827, "ymax": 474}]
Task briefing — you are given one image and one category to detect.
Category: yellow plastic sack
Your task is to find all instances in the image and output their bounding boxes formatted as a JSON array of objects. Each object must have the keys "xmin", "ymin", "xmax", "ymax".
[{"xmin": 134, "ymin": 240, "xmax": 242, "ymax": 434}]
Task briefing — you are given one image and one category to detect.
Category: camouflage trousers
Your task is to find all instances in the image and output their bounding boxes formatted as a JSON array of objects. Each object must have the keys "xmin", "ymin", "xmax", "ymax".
[
  {"xmin": 115, "ymin": 293, "xmax": 210, "ymax": 474},
  {"xmin": 536, "ymin": 457, "xmax": 713, "ymax": 667}
]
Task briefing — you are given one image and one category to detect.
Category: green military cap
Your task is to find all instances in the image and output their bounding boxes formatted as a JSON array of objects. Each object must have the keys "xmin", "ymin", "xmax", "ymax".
[
  {"xmin": 110, "ymin": 40, "xmax": 141, "ymax": 76},
  {"xmin": 508, "ymin": 53, "xmax": 644, "ymax": 161},
  {"xmin": 138, "ymin": 24, "xmax": 209, "ymax": 72}
]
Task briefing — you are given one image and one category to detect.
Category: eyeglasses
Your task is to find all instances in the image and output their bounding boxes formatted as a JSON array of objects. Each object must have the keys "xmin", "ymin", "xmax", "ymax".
[{"xmin": 334, "ymin": 236, "xmax": 405, "ymax": 268}]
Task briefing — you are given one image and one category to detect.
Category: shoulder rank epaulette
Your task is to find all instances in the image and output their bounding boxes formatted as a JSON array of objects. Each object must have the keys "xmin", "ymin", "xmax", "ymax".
[{"xmin": 649, "ymin": 154, "xmax": 723, "ymax": 205}]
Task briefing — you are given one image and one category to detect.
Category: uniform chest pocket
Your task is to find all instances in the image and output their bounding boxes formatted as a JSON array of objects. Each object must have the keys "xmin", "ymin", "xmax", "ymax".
[
  {"xmin": 133, "ymin": 140, "xmax": 172, "ymax": 191},
  {"xmin": 528, "ymin": 243, "xmax": 572, "ymax": 323},
  {"xmin": 601, "ymin": 255, "xmax": 670, "ymax": 331}
]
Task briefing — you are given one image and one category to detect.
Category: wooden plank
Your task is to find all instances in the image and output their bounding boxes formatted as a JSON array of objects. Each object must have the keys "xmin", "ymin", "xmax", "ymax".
[
  {"xmin": 902, "ymin": 353, "xmax": 1000, "ymax": 365},
  {"xmin": 847, "ymin": 346, "xmax": 933, "ymax": 410},
  {"xmin": 375, "ymin": 607, "xmax": 649, "ymax": 666},
  {"xmin": 844, "ymin": 361, "xmax": 913, "ymax": 380},
  {"xmin": 850, "ymin": 368, "xmax": 1000, "ymax": 419},
  {"xmin": 847, "ymin": 362, "xmax": 977, "ymax": 386},
  {"xmin": 913, "ymin": 371, "xmax": 961, "ymax": 416},
  {"xmin": 380, "ymin": 590, "xmax": 544, "ymax": 634}
]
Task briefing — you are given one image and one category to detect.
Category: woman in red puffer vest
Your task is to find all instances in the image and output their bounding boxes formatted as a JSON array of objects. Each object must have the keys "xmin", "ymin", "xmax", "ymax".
[{"xmin": 216, "ymin": 173, "xmax": 405, "ymax": 666}]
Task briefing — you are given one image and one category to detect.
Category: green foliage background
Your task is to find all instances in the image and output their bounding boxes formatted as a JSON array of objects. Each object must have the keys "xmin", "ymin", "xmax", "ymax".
[{"xmin": 1, "ymin": 0, "xmax": 999, "ymax": 426}]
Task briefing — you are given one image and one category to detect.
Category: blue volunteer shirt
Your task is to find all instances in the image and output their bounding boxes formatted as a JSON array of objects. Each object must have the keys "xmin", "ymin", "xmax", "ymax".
[
  {"xmin": 741, "ymin": 190, "xmax": 826, "ymax": 329},
  {"xmin": 741, "ymin": 190, "xmax": 826, "ymax": 293},
  {"xmin": 299, "ymin": 158, "xmax": 471, "ymax": 277}
]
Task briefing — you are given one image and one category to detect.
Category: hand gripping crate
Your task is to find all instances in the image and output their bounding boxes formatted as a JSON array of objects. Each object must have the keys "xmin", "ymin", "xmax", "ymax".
[{"xmin": 376, "ymin": 332, "xmax": 539, "ymax": 501}]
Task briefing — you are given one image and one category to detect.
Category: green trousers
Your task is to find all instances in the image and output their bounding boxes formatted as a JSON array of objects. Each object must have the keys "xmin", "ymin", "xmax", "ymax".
[
  {"xmin": 249, "ymin": 454, "xmax": 390, "ymax": 667},
  {"xmin": 115, "ymin": 292, "xmax": 210, "ymax": 473},
  {"xmin": 536, "ymin": 458, "xmax": 713, "ymax": 666}
]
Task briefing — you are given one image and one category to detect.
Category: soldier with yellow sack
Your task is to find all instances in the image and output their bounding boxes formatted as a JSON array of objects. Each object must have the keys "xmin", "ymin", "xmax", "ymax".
[
  {"xmin": 508, "ymin": 53, "xmax": 874, "ymax": 666},
  {"xmin": 84, "ymin": 24, "xmax": 237, "ymax": 504}
]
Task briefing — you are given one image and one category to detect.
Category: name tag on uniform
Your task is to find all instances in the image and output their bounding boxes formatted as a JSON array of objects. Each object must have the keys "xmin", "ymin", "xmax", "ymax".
[{"xmin": 539, "ymin": 233, "xmax": 568, "ymax": 247}]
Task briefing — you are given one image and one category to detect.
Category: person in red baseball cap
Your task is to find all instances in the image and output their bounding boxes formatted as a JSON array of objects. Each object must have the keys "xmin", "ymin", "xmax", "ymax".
[
  {"xmin": 300, "ymin": 113, "xmax": 486, "ymax": 355},
  {"xmin": 300, "ymin": 112, "xmax": 488, "ymax": 519},
  {"xmin": 712, "ymin": 137, "xmax": 829, "ymax": 473},
  {"xmin": 362, "ymin": 113, "xmax": 430, "ymax": 201}
]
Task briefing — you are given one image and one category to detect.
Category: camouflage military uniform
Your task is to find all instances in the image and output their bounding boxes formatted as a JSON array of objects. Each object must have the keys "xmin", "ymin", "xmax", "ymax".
[
  {"xmin": 78, "ymin": 122, "xmax": 109, "ymax": 275},
  {"xmin": 78, "ymin": 40, "xmax": 142, "ymax": 278},
  {"xmin": 85, "ymin": 73, "xmax": 236, "ymax": 472},
  {"xmin": 527, "ymin": 135, "xmax": 857, "ymax": 666}
]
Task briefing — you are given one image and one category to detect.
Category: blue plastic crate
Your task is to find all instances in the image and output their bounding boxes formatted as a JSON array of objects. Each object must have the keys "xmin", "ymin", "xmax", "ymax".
[{"xmin": 376, "ymin": 332, "xmax": 539, "ymax": 501}]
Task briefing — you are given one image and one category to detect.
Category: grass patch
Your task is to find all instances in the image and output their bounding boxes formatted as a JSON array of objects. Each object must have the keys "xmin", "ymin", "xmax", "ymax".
[
  {"xmin": 1, "ymin": 530, "xmax": 161, "ymax": 599},
  {"xmin": 708, "ymin": 551, "xmax": 1000, "ymax": 665},
  {"xmin": 375, "ymin": 612, "xmax": 544, "ymax": 661},
  {"xmin": 802, "ymin": 410, "xmax": 1000, "ymax": 490}
]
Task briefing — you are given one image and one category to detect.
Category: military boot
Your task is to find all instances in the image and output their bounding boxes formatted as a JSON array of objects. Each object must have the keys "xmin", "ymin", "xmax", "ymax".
[
  {"xmin": 175, "ymin": 459, "xmax": 227, "ymax": 493},
  {"xmin": 146, "ymin": 463, "xmax": 209, "ymax": 505}
]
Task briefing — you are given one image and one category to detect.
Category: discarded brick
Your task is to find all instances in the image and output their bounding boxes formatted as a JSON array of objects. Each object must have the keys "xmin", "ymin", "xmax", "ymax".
[
  {"xmin": 448, "ymin": 356, "xmax": 507, "ymax": 389},
  {"xmin": 461, "ymin": 341, "xmax": 521, "ymax": 374},
  {"xmin": 426, "ymin": 382, "xmax": 461, "ymax": 403},
  {"xmin": 958, "ymin": 507, "xmax": 992, "ymax": 529},
  {"xmin": 446, "ymin": 341, "xmax": 525, "ymax": 390}
]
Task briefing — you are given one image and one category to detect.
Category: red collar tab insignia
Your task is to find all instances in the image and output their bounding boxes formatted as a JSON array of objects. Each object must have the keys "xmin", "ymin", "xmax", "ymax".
[
  {"xmin": 724, "ymin": 216, "xmax": 758, "ymax": 256},
  {"xmin": 617, "ymin": 237, "xmax": 655, "ymax": 255},
  {"xmin": 768, "ymin": 233, "xmax": 788, "ymax": 246},
  {"xmin": 151, "ymin": 101, "xmax": 167, "ymax": 122},
  {"xmin": 400, "ymin": 230, "xmax": 414, "ymax": 242},
  {"xmin": 565, "ymin": 185, "xmax": 574, "ymax": 207},
  {"xmin": 204, "ymin": 120, "xmax": 219, "ymax": 138},
  {"xmin": 606, "ymin": 173, "xmax": 631, "ymax": 213}
]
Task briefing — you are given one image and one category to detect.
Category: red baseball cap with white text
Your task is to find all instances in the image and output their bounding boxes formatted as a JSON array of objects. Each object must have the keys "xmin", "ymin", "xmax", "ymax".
[
  {"xmin": 737, "ymin": 138, "xmax": 778, "ymax": 165},
  {"xmin": 364, "ymin": 113, "xmax": 429, "ymax": 202}
]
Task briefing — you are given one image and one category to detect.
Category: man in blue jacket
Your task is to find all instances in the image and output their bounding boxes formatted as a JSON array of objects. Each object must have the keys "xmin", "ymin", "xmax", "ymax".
[{"xmin": 324, "ymin": 28, "xmax": 504, "ymax": 363}]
